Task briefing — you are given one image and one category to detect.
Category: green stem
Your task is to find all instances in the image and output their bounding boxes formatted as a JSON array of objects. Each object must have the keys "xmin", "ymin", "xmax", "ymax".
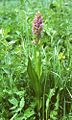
[{"xmin": 43, "ymin": 78, "xmax": 46, "ymax": 120}]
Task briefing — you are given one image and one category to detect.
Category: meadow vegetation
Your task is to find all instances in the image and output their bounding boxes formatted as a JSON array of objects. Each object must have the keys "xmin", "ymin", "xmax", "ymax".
[{"xmin": 0, "ymin": 0, "xmax": 72, "ymax": 119}]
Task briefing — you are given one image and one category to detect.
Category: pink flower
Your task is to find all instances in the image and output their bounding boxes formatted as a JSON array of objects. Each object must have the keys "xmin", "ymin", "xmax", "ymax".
[{"xmin": 32, "ymin": 11, "xmax": 43, "ymax": 39}]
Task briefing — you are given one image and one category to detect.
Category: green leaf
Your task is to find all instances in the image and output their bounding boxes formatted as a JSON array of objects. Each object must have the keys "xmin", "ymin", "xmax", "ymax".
[
  {"xmin": 23, "ymin": 107, "xmax": 35, "ymax": 120},
  {"xmin": 27, "ymin": 57, "xmax": 41, "ymax": 98},
  {"xmin": 15, "ymin": 90, "xmax": 25, "ymax": 98},
  {"xmin": 8, "ymin": 97, "xmax": 18, "ymax": 106},
  {"xmin": 34, "ymin": 50, "xmax": 42, "ymax": 79},
  {"xmin": 19, "ymin": 97, "xmax": 25, "ymax": 110},
  {"xmin": 46, "ymin": 89, "xmax": 55, "ymax": 109},
  {"xmin": 46, "ymin": 89, "xmax": 55, "ymax": 119}
]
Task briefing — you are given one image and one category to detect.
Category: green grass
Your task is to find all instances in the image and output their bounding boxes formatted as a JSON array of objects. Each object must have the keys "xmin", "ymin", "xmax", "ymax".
[{"xmin": 0, "ymin": 0, "xmax": 72, "ymax": 120}]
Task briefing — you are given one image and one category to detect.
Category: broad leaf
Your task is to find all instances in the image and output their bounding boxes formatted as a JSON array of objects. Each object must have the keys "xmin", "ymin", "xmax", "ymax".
[
  {"xmin": 8, "ymin": 97, "xmax": 18, "ymax": 106},
  {"xmin": 27, "ymin": 57, "xmax": 41, "ymax": 98}
]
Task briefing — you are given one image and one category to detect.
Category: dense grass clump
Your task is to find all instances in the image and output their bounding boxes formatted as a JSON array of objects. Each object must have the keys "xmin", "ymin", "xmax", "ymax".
[{"xmin": 0, "ymin": 0, "xmax": 72, "ymax": 120}]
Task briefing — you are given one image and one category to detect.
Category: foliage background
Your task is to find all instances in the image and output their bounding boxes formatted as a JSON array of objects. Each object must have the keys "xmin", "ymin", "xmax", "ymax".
[{"xmin": 0, "ymin": 0, "xmax": 72, "ymax": 120}]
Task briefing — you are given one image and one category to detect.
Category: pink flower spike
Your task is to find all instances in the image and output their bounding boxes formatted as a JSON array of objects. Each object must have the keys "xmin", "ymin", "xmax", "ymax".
[{"xmin": 32, "ymin": 11, "xmax": 43, "ymax": 39}]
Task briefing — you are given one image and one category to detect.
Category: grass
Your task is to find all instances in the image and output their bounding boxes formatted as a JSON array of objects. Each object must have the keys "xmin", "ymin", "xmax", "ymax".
[{"xmin": 0, "ymin": 0, "xmax": 72, "ymax": 120}]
